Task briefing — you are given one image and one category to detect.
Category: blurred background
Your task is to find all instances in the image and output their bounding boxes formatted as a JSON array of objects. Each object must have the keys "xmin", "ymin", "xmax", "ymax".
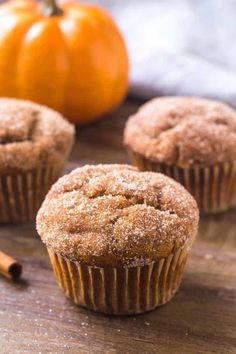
[{"xmin": 88, "ymin": 0, "xmax": 236, "ymax": 105}]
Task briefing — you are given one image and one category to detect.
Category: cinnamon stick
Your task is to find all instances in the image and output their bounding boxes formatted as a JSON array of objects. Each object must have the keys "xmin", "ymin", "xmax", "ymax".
[{"xmin": 0, "ymin": 250, "xmax": 22, "ymax": 280}]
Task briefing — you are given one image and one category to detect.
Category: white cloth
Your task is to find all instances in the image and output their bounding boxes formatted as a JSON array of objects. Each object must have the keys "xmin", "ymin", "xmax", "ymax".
[{"xmin": 88, "ymin": 0, "xmax": 236, "ymax": 106}]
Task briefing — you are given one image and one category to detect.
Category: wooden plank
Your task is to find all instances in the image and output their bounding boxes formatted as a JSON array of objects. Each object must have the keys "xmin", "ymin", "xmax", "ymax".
[{"xmin": 0, "ymin": 100, "xmax": 236, "ymax": 354}]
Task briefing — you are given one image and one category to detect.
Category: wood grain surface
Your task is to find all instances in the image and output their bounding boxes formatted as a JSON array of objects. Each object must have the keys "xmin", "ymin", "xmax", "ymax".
[{"xmin": 0, "ymin": 100, "xmax": 236, "ymax": 354}]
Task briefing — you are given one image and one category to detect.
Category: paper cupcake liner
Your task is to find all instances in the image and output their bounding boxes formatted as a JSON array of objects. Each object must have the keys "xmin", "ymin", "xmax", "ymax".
[
  {"xmin": 48, "ymin": 247, "xmax": 188, "ymax": 315},
  {"xmin": 129, "ymin": 150, "xmax": 236, "ymax": 214},
  {"xmin": 0, "ymin": 164, "xmax": 63, "ymax": 223}
]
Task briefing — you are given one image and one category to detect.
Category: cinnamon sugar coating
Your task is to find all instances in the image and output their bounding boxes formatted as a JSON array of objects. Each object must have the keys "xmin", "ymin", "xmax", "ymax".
[
  {"xmin": 36, "ymin": 164, "xmax": 199, "ymax": 267},
  {"xmin": 0, "ymin": 98, "xmax": 75, "ymax": 173},
  {"xmin": 124, "ymin": 97, "xmax": 236, "ymax": 167}
]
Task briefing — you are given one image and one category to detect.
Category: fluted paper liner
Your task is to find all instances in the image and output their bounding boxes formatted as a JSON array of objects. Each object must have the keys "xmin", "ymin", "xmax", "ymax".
[
  {"xmin": 48, "ymin": 247, "xmax": 188, "ymax": 315},
  {"xmin": 0, "ymin": 165, "xmax": 63, "ymax": 223},
  {"xmin": 129, "ymin": 150, "xmax": 236, "ymax": 214}
]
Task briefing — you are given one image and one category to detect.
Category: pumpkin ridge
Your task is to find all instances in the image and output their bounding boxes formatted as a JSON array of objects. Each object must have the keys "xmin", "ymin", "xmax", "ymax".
[
  {"xmin": 57, "ymin": 15, "xmax": 76, "ymax": 121},
  {"xmin": 14, "ymin": 15, "xmax": 40, "ymax": 97}
]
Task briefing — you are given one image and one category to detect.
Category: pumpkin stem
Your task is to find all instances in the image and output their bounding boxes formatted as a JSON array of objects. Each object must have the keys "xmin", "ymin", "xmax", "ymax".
[{"xmin": 42, "ymin": 0, "xmax": 63, "ymax": 16}]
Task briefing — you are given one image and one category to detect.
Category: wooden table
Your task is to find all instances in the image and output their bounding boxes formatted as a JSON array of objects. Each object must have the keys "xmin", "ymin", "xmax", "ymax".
[{"xmin": 0, "ymin": 100, "xmax": 236, "ymax": 354}]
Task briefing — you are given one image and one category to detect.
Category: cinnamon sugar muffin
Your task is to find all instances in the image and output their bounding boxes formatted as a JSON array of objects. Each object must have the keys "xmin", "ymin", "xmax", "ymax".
[
  {"xmin": 0, "ymin": 98, "xmax": 74, "ymax": 223},
  {"xmin": 124, "ymin": 96, "xmax": 236, "ymax": 213},
  {"xmin": 36, "ymin": 164, "xmax": 199, "ymax": 315}
]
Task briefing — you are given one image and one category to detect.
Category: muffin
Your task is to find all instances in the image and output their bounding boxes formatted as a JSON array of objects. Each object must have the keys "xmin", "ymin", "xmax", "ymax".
[
  {"xmin": 124, "ymin": 96, "xmax": 236, "ymax": 214},
  {"xmin": 36, "ymin": 164, "xmax": 199, "ymax": 315},
  {"xmin": 0, "ymin": 98, "xmax": 75, "ymax": 223}
]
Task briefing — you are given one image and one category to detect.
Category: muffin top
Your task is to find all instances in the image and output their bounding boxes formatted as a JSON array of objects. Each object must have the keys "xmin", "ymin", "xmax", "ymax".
[
  {"xmin": 124, "ymin": 96, "xmax": 236, "ymax": 167},
  {"xmin": 0, "ymin": 98, "xmax": 75, "ymax": 173},
  {"xmin": 36, "ymin": 164, "xmax": 199, "ymax": 267}
]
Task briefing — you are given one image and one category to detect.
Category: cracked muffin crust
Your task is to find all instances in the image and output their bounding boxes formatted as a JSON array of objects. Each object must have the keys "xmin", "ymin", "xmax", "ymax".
[
  {"xmin": 0, "ymin": 98, "xmax": 75, "ymax": 173},
  {"xmin": 0, "ymin": 98, "xmax": 75, "ymax": 223},
  {"xmin": 124, "ymin": 96, "xmax": 236, "ymax": 167},
  {"xmin": 36, "ymin": 164, "xmax": 199, "ymax": 267}
]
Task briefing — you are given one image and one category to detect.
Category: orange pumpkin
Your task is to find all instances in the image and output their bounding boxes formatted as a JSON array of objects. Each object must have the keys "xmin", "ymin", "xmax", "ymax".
[{"xmin": 0, "ymin": 0, "xmax": 129, "ymax": 124}]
